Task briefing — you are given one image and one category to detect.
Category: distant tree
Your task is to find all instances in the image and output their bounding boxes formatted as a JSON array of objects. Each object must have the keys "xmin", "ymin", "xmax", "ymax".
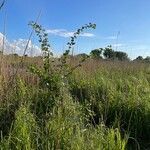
[
  {"xmin": 90, "ymin": 48, "xmax": 103, "ymax": 59},
  {"xmin": 103, "ymin": 45, "xmax": 129, "ymax": 61},
  {"xmin": 114, "ymin": 51, "xmax": 129, "ymax": 61},
  {"xmin": 134, "ymin": 56, "xmax": 143, "ymax": 61},
  {"xmin": 12, "ymin": 53, "xmax": 19, "ymax": 57},
  {"xmin": 24, "ymin": 54, "xmax": 28, "ymax": 57},
  {"xmin": 103, "ymin": 45, "xmax": 115, "ymax": 59},
  {"xmin": 76, "ymin": 53, "xmax": 89, "ymax": 59},
  {"xmin": 144, "ymin": 56, "xmax": 150, "ymax": 63}
]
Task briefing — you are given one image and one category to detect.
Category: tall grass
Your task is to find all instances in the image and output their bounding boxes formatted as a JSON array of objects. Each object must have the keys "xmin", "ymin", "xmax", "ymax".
[
  {"xmin": 0, "ymin": 67, "xmax": 128, "ymax": 149},
  {"xmin": 0, "ymin": 17, "xmax": 149, "ymax": 149},
  {"xmin": 0, "ymin": 56, "xmax": 150, "ymax": 149}
]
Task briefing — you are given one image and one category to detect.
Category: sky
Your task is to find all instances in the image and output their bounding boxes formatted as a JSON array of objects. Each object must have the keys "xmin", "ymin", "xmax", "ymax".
[{"xmin": 0, "ymin": 0, "xmax": 150, "ymax": 58}]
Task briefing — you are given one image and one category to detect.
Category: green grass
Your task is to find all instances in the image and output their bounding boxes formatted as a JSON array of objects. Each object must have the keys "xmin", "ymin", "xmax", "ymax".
[{"xmin": 0, "ymin": 58, "xmax": 150, "ymax": 149}]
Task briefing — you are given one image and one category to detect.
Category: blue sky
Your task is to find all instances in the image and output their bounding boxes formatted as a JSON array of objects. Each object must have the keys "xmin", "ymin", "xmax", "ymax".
[{"xmin": 0, "ymin": 0, "xmax": 150, "ymax": 58}]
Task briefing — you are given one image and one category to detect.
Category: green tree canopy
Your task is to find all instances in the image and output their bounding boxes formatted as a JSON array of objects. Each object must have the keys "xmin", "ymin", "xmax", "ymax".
[
  {"xmin": 103, "ymin": 45, "xmax": 129, "ymax": 61},
  {"xmin": 76, "ymin": 53, "xmax": 89, "ymax": 59},
  {"xmin": 103, "ymin": 45, "xmax": 115, "ymax": 59},
  {"xmin": 144, "ymin": 56, "xmax": 150, "ymax": 62},
  {"xmin": 114, "ymin": 51, "xmax": 129, "ymax": 61},
  {"xmin": 134, "ymin": 56, "xmax": 143, "ymax": 61},
  {"xmin": 90, "ymin": 48, "xmax": 103, "ymax": 59}
]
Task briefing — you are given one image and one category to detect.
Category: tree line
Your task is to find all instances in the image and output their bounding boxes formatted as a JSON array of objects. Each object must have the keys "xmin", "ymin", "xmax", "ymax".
[
  {"xmin": 77, "ymin": 45, "xmax": 150, "ymax": 62},
  {"xmin": 1, "ymin": 44, "xmax": 150, "ymax": 63}
]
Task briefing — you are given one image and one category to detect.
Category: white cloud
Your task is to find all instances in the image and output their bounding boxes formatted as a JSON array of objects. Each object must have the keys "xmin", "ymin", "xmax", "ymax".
[
  {"xmin": 0, "ymin": 32, "xmax": 4, "ymax": 46},
  {"xmin": 46, "ymin": 29, "xmax": 95, "ymax": 38},
  {"xmin": 0, "ymin": 33, "xmax": 41, "ymax": 56},
  {"xmin": 106, "ymin": 36, "xmax": 117, "ymax": 40},
  {"xmin": 80, "ymin": 33, "xmax": 95, "ymax": 37},
  {"xmin": 112, "ymin": 43, "xmax": 124, "ymax": 47}
]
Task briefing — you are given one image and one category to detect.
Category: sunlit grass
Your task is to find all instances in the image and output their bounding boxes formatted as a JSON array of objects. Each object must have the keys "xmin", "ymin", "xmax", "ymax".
[{"xmin": 0, "ymin": 57, "xmax": 150, "ymax": 149}]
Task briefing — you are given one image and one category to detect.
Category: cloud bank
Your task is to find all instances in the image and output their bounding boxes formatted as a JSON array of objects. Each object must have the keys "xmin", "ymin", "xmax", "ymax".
[
  {"xmin": 46, "ymin": 29, "xmax": 95, "ymax": 38},
  {"xmin": 0, "ymin": 33, "xmax": 41, "ymax": 56},
  {"xmin": 0, "ymin": 28, "xmax": 95, "ymax": 56}
]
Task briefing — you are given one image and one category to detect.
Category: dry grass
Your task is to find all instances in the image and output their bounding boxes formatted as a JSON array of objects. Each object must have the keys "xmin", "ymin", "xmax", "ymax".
[{"xmin": 0, "ymin": 55, "xmax": 150, "ymax": 149}]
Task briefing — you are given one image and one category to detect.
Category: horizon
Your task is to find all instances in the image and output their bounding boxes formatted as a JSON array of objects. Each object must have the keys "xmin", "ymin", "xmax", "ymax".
[{"xmin": 0, "ymin": 0, "xmax": 150, "ymax": 59}]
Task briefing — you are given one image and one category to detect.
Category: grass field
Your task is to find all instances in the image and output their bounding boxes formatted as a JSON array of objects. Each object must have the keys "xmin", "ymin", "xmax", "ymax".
[
  {"xmin": 0, "ymin": 55, "xmax": 150, "ymax": 150},
  {"xmin": 0, "ymin": 0, "xmax": 150, "ymax": 149}
]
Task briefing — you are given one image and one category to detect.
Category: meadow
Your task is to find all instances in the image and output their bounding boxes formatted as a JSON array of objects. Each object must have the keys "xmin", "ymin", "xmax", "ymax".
[
  {"xmin": 0, "ymin": 11, "xmax": 149, "ymax": 149},
  {"xmin": 0, "ymin": 53, "xmax": 150, "ymax": 150}
]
